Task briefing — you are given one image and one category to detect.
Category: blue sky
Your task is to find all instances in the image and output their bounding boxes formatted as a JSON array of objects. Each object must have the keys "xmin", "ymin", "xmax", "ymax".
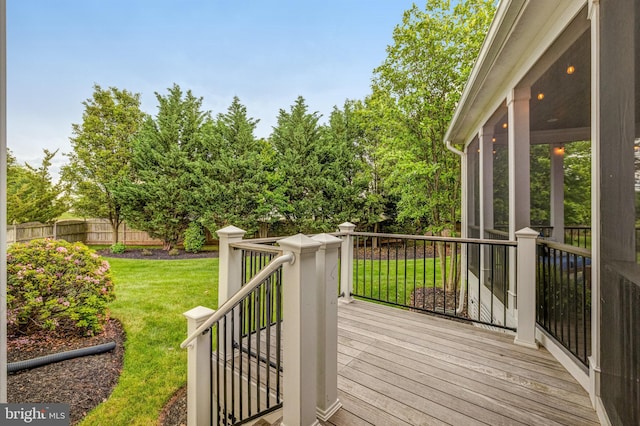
[{"xmin": 7, "ymin": 1, "xmax": 416, "ymax": 177}]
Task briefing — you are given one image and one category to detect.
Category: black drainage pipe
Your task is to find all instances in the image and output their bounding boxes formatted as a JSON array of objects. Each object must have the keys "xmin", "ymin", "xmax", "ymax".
[{"xmin": 7, "ymin": 341, "xmax": 116, "ymax": 373}]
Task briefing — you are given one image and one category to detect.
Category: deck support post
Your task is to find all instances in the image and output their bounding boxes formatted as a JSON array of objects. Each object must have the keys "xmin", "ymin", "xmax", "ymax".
[
  {"xmin": 184, "ymin": 305, "xmax": 215, "ymax": 426},
  {"xmin": 514, "ymin": 227, "xmax": 539, "ymax": 349},
  {"xmin": 279, "ymin": 234, "xmax": 322, "ymax": 426},
  {"xmin": 312, "ymin": 234, "xmax": 343, "ymax": 421},
  {"xmin": 217, "ymin": 225, "xmax": 246, "ymax": 359},
  {"xmin": 338, "ymin": 222, "xmax": 356, "ymax": 303}
]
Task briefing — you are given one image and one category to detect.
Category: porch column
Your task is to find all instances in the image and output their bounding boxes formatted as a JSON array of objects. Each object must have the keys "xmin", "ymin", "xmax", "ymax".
[
  {"xmin": 479, "ymin": 126, "xmax": 495, "ymax": 237},
  {"xmin": 550, "ymin": 145, "xmax": 565, "ymax": 243},
  {"xmin": 507, "ymin": 87, "xmax": 531, "ymax": 313},
  {"xmin": 279, "ymin": 234, "xmax": 321, "ymax": 426},
  {"xmin": 465, "ymin": 142, "xmax": 477, "ymax": 237},
  {"xmin": 312, "ymin": 234, "xmax": 342, "ymax": 421},
  {"xmin": 587, "ymin": 0, "xmax": 602, "ymax": 411},
  {"xmin": 479, "ymin": 126, "xmax": 495, "ymax": 291},
  {"xmin": 338, "ymin": 222, "xmax": 355, "ymax": 303}
]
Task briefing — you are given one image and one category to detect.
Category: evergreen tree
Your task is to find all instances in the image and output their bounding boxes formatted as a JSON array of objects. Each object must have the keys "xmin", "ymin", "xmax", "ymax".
[
  {"xmin": 7, "ymin": 149, "xmax": 68, "ymax": 224},
  {"xmin": 117, "ymin": 84, "xmax": 213, "ymax": 250},
  {"xmin": 202, "ymin": 97, "xmax": 274, "ymax": 236},
  {"xmin": 270, "ymin": 96, "xmax": 327, "ymax": 232}
]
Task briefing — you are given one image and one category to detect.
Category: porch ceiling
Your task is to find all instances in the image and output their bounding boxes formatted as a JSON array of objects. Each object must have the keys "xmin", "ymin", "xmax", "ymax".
[{"xmin": 445, "ymin": 0, "xmax": 589, "ymax": 148}]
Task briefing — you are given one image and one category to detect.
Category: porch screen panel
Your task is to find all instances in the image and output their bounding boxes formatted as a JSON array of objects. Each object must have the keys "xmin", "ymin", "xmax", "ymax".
[{"xmin": 599, "ymin": 0, "xmax": 640, "ymax": 424}]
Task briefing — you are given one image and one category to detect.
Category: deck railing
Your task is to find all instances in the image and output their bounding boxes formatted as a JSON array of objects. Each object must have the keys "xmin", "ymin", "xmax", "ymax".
[
  {"xmin": 348, "ymin": 231, "xmax": 517, "ymax": 330},
  {"xmin": 213, "ymin": 251, "xmax": 284, "ymax": 425},
  {"xmin": 184, "ymin": 227, "xmax": 342, "ymax": 426},
  {"xmin": 184, "ymin": 224, "xmax": 546, "ymax": 425},
  {"xmin": 536, "ymin": 240, "xmax": 592, "ymax": 367}
]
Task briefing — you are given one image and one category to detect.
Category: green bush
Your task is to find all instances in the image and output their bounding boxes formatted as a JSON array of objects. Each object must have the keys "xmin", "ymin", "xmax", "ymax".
[
  {"xmin": 7, "ymin": 239, "xmax": 115, "ymax": 336},
  {"xmin": 168, "ymin": 248, "xmax": 180, "ymax": 256},
  {"xmin": 183, "ymin": 222, "xmax": 205, "ymax": 253},
  {"xmin": 110, "ymin": 242, "xmax": 126, "ymax": 254}
]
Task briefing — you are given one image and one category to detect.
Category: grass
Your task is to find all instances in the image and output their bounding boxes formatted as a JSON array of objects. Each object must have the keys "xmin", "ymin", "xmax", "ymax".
[
  {"xmin": 80, "ymin": 257, "xmax": 219, "ymax": 426},
  {"xmin": 352, "ymin": 257, "xmax": 452, "ymax": 305}
]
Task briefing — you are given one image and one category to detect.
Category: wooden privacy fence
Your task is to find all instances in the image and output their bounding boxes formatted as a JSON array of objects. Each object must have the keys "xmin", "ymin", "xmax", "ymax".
[
  {"xmin": 84, "ymin": 219, "xmax": 163, "ymax": 245},
  {"xmin": 7, "ymin": 219, "xmax": 165, "ymax": 246}
]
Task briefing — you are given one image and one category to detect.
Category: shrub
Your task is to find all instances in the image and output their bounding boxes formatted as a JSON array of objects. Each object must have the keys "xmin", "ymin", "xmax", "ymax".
[
  {"xmin": 168, "ymin": 248, "xmax": 180, "ymax": 256},
  {"xmin": 110, "ymin": 242, "xmax": 126, "ymax": 254},
  {"xmin": 7, "ymin": 239, "xmax": 115, "ymax": 336},
  {"xmin": 141, "ymin": 248, "xmax": 153, "ymax": 256},
  {"xmin": 184, "ymin": 222, "xmax": 205, "ymax": 253}
]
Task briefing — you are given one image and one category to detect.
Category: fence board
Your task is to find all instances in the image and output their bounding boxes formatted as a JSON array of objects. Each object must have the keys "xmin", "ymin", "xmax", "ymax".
[{"xmin": 6, "ymin": 219, "xmax": 175, "ymax": 246}]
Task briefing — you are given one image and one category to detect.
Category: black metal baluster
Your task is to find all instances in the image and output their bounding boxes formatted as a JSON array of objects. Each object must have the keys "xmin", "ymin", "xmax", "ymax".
[
  {"xmin": 386, "ymin": 239, "xmax": 390, "ymax": 302},
  {"xmin": 404, "ymin": 239, "xmax": 408, "ymax": 305},
  {"xmin": 255, "ymin": 284, "xmax": 261, "ymax": 413}
]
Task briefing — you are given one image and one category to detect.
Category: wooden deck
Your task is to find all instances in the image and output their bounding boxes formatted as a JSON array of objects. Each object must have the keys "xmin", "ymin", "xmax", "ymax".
[{"xmin": 324, "ymin": 300, "xmax": 599, "ymax": 426}]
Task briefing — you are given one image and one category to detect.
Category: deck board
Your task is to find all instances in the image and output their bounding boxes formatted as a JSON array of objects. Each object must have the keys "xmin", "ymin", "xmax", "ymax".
[
  {"xmin": 230, "ymin": 300, "xmax": 599, "ymax": 425},
  {"xmin": 330, "ymin": 300, "xmax": 599, "ymax": 425}
]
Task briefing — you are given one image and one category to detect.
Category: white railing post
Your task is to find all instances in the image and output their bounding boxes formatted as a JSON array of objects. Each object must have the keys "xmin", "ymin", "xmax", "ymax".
[
  {"xmin": 514, "ymin": 227, "xmax": 539, "ymax": 349},
  {"xmin": 217, "ymin": 225, "xmax": 246, "ymax": 358},
  {"xmin": 338, "ymin": 222, "xmax": 355, "ymax": 303},
  {"xmin": 184, "ymin": 305, "xmax": 215, "ymax": 426},
  {"xmin": 278, "ymin": 234, "xmax": 321, "ymax": 426},
  {"xmin": 217, "ymin": 225, "xmax": 247, "ymax": 304},
  {"xmin": 311, "ymin": 233, "xmax": 343, "ymax": 421}
]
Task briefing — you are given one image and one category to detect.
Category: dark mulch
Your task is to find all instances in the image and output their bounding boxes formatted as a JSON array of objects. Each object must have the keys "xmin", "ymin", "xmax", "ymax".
[
  {"xmin": 158, "ymin": 385, "xmax": 187, "ymax": 426},
  {"xmin": 355, "ymin": 243, "xmax": 435, "ymax": 260},
  {"xmin": 7, "ymin": 319, "xmax": 125, "ymax": 425},
  {"xmin": 98, "ymin": 248, "xmax": 218, "ymax": 260},
  {"xmin": 409, "ymin": 287, "xmax": 468, "ymax": 319}
]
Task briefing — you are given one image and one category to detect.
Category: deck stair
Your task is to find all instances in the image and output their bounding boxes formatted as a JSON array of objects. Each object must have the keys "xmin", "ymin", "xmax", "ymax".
[{"xmin": 212, "ymin": 331, "xmax": 284, "ymax": 425}]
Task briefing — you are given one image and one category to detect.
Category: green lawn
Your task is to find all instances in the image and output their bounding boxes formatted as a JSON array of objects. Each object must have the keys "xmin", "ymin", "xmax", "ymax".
[
  {"xmin": 80, "ymin": 257, "xmax": 218, "ymax": 426},
  {"xmin": 352, "ymin": 257, "xmax": 451, "ymax": 305}
]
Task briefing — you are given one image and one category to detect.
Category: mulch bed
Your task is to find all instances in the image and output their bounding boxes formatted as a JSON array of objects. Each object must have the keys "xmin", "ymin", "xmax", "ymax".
[
  {"xmin": 158, "ymin": 385, "xmax": 187, "ymax": 426},
  {"xmin": 409, "ymin": 287, "xmax": 468, "ymax": 319},
  {"xmin": 6, "ymin": 249, "xmax": 216, "ymax": 425},
  {"xmin": 98, "ymin": 248, "xmax": 218, "ymax": 260},
  {"xmin": 7, "ymin": 319, "xmax": 125, "ymax": 425}
]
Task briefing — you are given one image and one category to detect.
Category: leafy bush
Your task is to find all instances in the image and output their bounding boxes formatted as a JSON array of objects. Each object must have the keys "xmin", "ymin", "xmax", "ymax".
[
  {"xmin": 7, "ymin": 239, "xmax": 115, "ymax": 336},
  {"xmin": 110, "ymin": 242, "xmax": 126, "ymax": 254},
  {"xmin": 184, "ymin": 222, "xmax": 205, "ymax": 253},
  {"xmin": 168, "ymin": 248, "xmax": 180, "ymax": 256}
]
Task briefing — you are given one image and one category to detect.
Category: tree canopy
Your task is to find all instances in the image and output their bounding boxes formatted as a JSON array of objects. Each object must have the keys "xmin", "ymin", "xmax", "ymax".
[
  {"xmin": 62, "ymin": 84, "xmax": 146, "ymax": 243},
  {"xmin": 7, "ymin": 149, "xmax": 68, "ymax": 224},
  {"xmin": 117, "ymin": 84, "xmax": 213, "ymax": 250},
  {"xmin": 366, "ymin": 0, "xmax": 495, "ymax": 233},
  {"xmin": 201, "ymin": 96, "xmax": 272, "ymax": 236}
]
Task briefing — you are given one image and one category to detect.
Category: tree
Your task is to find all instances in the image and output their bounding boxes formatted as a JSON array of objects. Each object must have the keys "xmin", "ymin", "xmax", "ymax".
[
  {"xmin": 367, "ymin": 0, "xmax": 495, "ymax": 290},
  {"xmin": 270, "ymin": 96, "xmax": 328, "ymax": 232},
  {"xmin": 7, "ymin": 149, "xmax": 68, "ymax": 223},
  {"xmin": 370, "ymin": 0, "xmax": 495, "ymax": 234},
  {"xmin": 117, "ymin": 84, "xmax": 213, "ymax": 250},
  {"xmin": 201, "ymin": 97, "xmax": 274, "ymax": 236},
  {"xmin": 564, "ymin": 141, "xmax": 591, "ymax": 225},
  {"xmin": 62, "ymin": 84, "xmax": 146, "ymax": 243},
  {"xmin": 320, "ymin": 101, "xmax": 373, "ymax": 227}
]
